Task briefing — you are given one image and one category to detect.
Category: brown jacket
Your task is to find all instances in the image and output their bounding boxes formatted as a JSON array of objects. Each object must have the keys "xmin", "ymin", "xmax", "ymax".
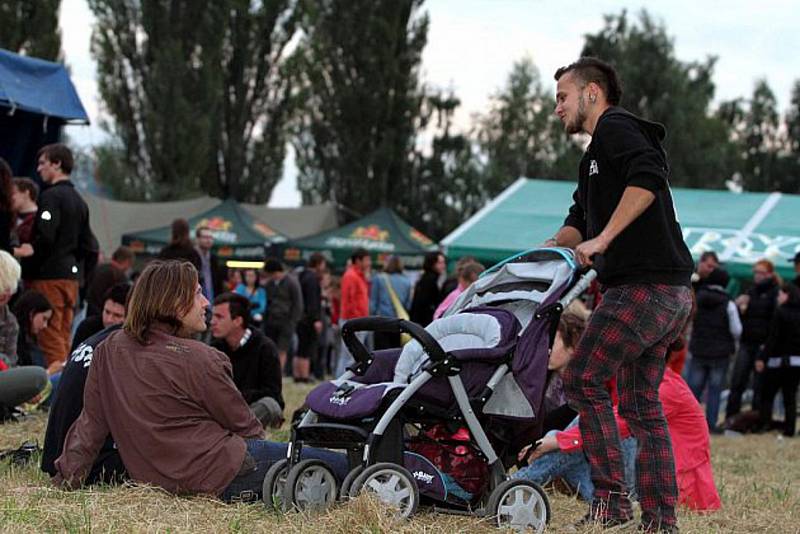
[{"xmin": 54, "ymin": 325, "xmax": 263, "ymax": 495}]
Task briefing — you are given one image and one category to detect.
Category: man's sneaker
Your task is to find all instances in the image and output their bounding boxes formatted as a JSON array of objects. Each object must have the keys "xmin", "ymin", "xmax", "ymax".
[
  {"xmin": 637, "ymin": 523, "xmax": 679, "ymax": 534},
  {"xmin": 566, "ymin": 512, "xmax": 634, "ymax": 532}
]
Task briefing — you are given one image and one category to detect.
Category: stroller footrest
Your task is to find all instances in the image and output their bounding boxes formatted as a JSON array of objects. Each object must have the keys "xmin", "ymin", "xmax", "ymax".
[{"xmin": 295, "ymin": 422, "xmax": 370, "ymax": 445}]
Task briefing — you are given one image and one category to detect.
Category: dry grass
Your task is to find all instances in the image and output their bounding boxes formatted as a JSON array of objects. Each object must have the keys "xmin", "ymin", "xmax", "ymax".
[{"xmin": 1, "ymin": 380, "xmax": 798, "ymax": 533}]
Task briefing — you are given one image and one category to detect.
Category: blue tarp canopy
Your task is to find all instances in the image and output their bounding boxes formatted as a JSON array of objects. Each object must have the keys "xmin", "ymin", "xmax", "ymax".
[
  {"xmin": 0, "ymin": 48, "xmax": 89, "ymax": 179},
  {"xmin": 0, "ymin": 48, "xmax": 88, "ymax": 121}
]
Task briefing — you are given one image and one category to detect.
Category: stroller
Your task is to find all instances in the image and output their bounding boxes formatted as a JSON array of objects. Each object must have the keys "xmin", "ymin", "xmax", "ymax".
[{"xmin": 264, "ymin": 248, "xmax": 595, "ymax": 532}]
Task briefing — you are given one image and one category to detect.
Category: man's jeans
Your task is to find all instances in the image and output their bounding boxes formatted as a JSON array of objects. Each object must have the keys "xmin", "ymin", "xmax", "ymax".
[
  {"xmin": 220, "ymin": 440, "xmax": 348, "ymax": 503},
  {"xmin": 513, "ymin": 429, "xmax": 638, "ymax": 502},
  {"xmin": 687, "ymin": 356, "xmax": 729, "ymax": 430}
]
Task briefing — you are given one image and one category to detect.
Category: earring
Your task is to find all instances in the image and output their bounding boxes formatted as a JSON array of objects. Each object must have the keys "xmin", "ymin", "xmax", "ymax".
[{"xmin": 589, "ymin": 94, "xmax": 596, "ymax": 103}]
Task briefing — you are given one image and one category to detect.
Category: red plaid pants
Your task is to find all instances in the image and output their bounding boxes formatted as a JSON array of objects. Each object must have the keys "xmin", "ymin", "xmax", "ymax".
[{"xmin": 563, "ymin": 284, "xmax": 692, "ymax": 530}]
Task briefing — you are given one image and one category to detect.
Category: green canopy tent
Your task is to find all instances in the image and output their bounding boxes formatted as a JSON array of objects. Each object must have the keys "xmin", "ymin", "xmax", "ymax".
[
  {"xmin": 442, "ymin": 178, "xmax": 800, "ymax": 282},
  {"xmin": 277, "ymin": 207, "xmax": 438, "ymax": 270},
  {"xmin": 122, "ymin": 198, "xmax": 287, "ymax": 261}
]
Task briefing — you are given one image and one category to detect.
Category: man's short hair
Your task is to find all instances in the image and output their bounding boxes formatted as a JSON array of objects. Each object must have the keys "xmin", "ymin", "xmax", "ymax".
[
  {"xmin": 263, "ymin": 258, "xmax": 284, "ymax": 273},
  {"xmin": 699, "ymin": 251, "xmax": 719, "ymax": 263},
  {"xmin": 554, "ymin": 57, "xmax": 623, "ymax": 106},
  {"xmin": 213, "ymin": 292, "xmax": 251, "ymax": 326},
  {"xmin": 124, "ymin": 260, "xmax": 198, "ymax": 344},
  {"xmin": 195, "ymin": 225, "xmax": 212, "ymax": 238},
  {"xmin": 13, "ymin": 177, "xmax": 39, "ymax": 203},
  {"xmin": 111, "ymin": 246, "xmax": 134, "ymax": 264},
  {"xmin": 350, "ymin": 248, "xmax": 369, "ymax": 263},
  {"xmin": 308, "ymin": 252, "xmax": 327, "ymax": 269},
  {"xmin": 37, "ymin": 143, "xmax": 74, "ymax": 175},
  {"xmin": 103, "ymin": 282, "xmax": 132, "ymax": 309}
]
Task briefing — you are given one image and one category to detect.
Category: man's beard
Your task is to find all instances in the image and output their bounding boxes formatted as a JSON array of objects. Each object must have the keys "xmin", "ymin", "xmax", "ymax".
[{"xmin": 565, "ymin": 94, "xmax": 587, "ymax": 134}]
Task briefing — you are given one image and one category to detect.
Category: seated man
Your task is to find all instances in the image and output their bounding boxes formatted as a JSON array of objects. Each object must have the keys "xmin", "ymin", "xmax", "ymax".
[
  {"xmin": 210, "ymin": 292, "xmax": 284, "ymax": 428},
  {"xmin": 515, "ymin": 354, "xmax": 721, "ymax": 512},
  {"xmin": 71, "ymin": 283, "xmax": 130, "ymax": 351},
  {"xmin": 53, "ymin": 260, "xmax": 344, "ymax": 502},
  {"xmin": 41, "ymin": 323, "xmax": 128, "ymax": 483}
]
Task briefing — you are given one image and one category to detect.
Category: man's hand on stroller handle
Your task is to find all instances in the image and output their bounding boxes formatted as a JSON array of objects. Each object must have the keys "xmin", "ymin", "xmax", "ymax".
[{"xmin": 574, "ymin": 235, "xmax": 610, "ymax": 266}]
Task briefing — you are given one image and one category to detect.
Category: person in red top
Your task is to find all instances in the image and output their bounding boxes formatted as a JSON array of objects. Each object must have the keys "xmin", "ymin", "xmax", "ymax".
[
  {"xmin": 335, "ymin": 248, "xmax": 371, "ymax": 376},
  {"xmin": 517, "ymin": 365, "xmax": 721, "ymax": 512}
]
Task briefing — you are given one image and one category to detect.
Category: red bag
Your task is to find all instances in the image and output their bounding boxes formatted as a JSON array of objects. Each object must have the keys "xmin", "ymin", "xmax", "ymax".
[{"xmin": 407, "ymin": 424, "xmax": 488, "ymax": 495}]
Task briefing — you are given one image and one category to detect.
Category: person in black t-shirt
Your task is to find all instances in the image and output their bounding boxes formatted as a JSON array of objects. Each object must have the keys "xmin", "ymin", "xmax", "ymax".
[
  {"xmin": 210, "ymin": 292, "xmax": 284, "ymax": 428},
  {"xmin": 41, "ymin": 324, "xmax": 127, "ymax": 484},
  {"xmin": 72, "ymin": 283, "xmax": 131, "ymax": 351},
  {"xmin": 547, "ymin": 57, "xmax": 693, "ymax": 533}
]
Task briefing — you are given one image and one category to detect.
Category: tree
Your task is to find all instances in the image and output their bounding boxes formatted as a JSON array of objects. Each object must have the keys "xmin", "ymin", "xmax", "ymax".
[
  {"xmin": 475, "ymin": 57, "xmax": 583, "ymax": 196},
  {"xmin": 209, "ymin": 0, "xmax": 299, "ymax": 202},
  {"xmin": 0, "ymin": 1, "xmax": 62, "ymax": 60},
  {"xmin": 581, "ymin": 10, "xmax": 739, "ymax": 189},
  {"xmin": 291, "ymin": 0, "xmax": 427, "ymax": 220},
  {"xmin": 785, "ymin": 80, "xmax": 800, "ymax": 155},
  {"xmin": 405, "ymin": 91, "xmax": 485, "ymax": 239},
  {"xmin": 90, "ymin": 0, "xmax": 298, "ymax": 202},
  {"xmin": 740, "ymin": 80, "xmax": 781, "ymax": 191}
]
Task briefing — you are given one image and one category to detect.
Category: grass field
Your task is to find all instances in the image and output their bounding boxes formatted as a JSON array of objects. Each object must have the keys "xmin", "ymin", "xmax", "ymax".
[{"xmin": 1, "ymin": 380, "xmax": 798, "ymax": 533}]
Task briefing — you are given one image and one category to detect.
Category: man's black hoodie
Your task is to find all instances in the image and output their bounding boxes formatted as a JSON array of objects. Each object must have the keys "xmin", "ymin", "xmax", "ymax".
[{"xmin": 564, "ymin": 107, "xmax": 693, "ymax": 287}]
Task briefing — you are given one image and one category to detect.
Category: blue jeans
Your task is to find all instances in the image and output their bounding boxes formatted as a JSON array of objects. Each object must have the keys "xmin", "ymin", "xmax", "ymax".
[
  {"xmin": 220, "ymin": 440, "xmax": 348, "ymax": 503},
  {"xmin": 512, "ymin": 429, "xmax": 638, "ymax": 502},
  {"xmin": 687, "ymin": 356, "xmax": 729, "ymax": 430}
]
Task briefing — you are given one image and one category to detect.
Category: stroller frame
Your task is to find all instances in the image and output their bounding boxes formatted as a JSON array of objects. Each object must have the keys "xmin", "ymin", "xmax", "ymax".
[{"xmin": 274, "ymin": 249, "xmax": 596, "ymax": 529}]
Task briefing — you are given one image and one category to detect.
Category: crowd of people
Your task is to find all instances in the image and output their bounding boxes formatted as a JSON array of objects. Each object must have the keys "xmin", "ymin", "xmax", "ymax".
[{"xmin": 0, "ymin": 72, "xmax": 798, "ymax": 532}]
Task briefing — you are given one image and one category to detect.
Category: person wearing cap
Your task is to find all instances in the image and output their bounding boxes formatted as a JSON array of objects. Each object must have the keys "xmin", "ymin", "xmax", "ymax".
[{"xmin": 686, "ymin": 268, "xmax": 741, "ymax": 432}]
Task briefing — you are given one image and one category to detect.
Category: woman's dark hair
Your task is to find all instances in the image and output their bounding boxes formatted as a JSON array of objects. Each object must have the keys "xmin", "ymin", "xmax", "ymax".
[
  {"xmin": 422, "ymin": 251, "xmax": 444, "ymax": 274},
  {"xmin": 0, "ymin": 158, "xmax": 14, "ymax": 215},
  {"xmin": 12, "ymin": 290, "xmax": 53, "ymax": 333},
  {"xmin": 383, "ymin": 255, "xmax": 403, "ymax": 274},
  {"xmin": 169, "ymin": 218, "xmax": 192, "ymax": 248}
]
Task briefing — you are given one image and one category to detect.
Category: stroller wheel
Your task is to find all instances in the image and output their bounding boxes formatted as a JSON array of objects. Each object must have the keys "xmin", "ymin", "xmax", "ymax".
[
  {"xmin": 339, "ymin": 465, "xmax": 364, "ymax": 500},
  {"xmin": 262, "ymin": 459, "xmax": 289, "ymax": 512},
  {"xmin": 283, "ymin": 459, "xmax": 338, "ymax": 513},
  {"xmin": 487, "ymin": 479, "xmax": 550, "ymax": 533},
  {"xmin": 350, "ymin": 463, "xmax": 419, "ymax": 519}
]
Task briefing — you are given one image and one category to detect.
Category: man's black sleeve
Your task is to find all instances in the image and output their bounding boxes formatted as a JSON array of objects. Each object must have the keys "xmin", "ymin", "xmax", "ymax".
[
  {"xmin": 595, "ymin": 116, "xmax": 669, "ymax": 193},
  {"xmin": 245, "ymin": 336, "xmax": 284, "ymax": 408},
  {"xmin": 562, "ymin": 187, "xmax": 587, "ymax": 239}
]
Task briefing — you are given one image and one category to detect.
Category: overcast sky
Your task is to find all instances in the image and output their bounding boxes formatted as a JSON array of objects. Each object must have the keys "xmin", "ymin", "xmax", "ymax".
[{"xmin": 59, "ymin": 0, "xmax": 800, "ymax": 206}]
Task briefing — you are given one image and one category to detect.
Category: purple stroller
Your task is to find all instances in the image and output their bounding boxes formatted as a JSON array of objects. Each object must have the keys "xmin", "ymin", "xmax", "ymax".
[{"xmin": 264, "ymin": 248, "xmax": 595, "ymax": 531}]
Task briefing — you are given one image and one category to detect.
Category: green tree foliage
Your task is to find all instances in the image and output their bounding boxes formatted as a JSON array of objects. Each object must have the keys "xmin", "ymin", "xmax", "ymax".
[
  {"xmin": 405, "ymin": 91, "xmax": 485, "ymax": 240},
  {"xmin": 475, "ymin": 57, "xmax": 582, "ymax": 195},
  {"xmin": 581, "ymin": 10, "xmax": 739, "ymax": 189},
  {"xmin": 90, "ymin": 0, "xmax": 298, "ymax": 202},
  {"xmin": 0, "ymin": 0, "xmax": 62, "ymax": 60},
  {"xmin": 291, "ymin": 0, "xmax": 427, "ymax": 219}
]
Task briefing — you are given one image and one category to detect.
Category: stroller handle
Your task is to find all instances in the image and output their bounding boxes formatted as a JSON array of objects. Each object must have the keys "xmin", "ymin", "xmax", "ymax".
[
  {"xmin": 341, "ymin": 316, "xmax": 448, "ymax": 366},
  {"xmin": 557, "ymin": 269, "xmax": 597, "ymax": 308}
]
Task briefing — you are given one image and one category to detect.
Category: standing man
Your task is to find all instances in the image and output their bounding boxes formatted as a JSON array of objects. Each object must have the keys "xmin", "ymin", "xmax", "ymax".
[
  {"xmin": 691, "ymin": 251, "xmax": 720, "ymax": 289},
  {"xmin": 725, "ymin": 259, "xmax": 778, "ymax": 422},
  {"xmin": 335, "ymin": 248, "xmax": 371, "ymax": 376},
  {"xmin": 295, "ymin": 253, "xmax": 327, "ymax": 382},
  {"xmin": 24, "ymin": 144, "xmax": 97, "ymax": 374},
  {"xmin": 262, "ymin": 258, "xmax": 304, "ymax": 372},
  {"xmin": 548, "ymin": 58, "xmax": 693, "ymax": 532},
  {"xmin": 792, "ymin": 252, "xmax": 800, "ymax": 286},
  {"xmin": 210, "ymin": 292, "xmax": 284, "ymax": 427},
  {"xmin": 195, "ymin": 226, "xmax": 226, "ymax": 303},
  {"xmin": 11, "ymin": 177, "xmax": 39, "ymax": 264}
]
